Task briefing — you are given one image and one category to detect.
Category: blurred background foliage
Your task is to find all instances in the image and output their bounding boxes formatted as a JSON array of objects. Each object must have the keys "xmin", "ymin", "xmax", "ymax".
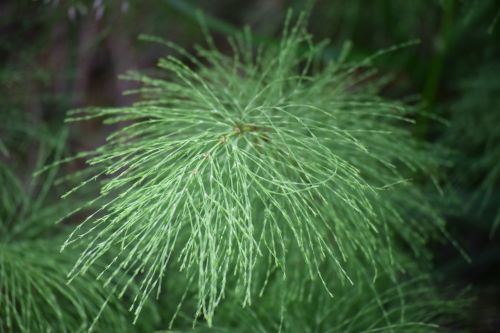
[{"xmin": 0, "ymin": 0, "xmax": 499, "ymax": 331}]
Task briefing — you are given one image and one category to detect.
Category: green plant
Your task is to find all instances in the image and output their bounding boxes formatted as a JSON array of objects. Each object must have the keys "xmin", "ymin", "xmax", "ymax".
[
  {"xmin": 156, "ymin": 243, "xmax": 464, "ymax": 332},
  {"xmin": 447, "ymin": 61, "xmax": 500, "ymax": 234},
  {"xmin": 52, "ymin": 12, "xmax": 454, "ymax": 327},
  {"xmin": 168, "ymin": 275, "xmax": 463, "ymax": 333},
  {"xmin": 0, "ymin": 126, "xmax": 157, "ymax": 332}
]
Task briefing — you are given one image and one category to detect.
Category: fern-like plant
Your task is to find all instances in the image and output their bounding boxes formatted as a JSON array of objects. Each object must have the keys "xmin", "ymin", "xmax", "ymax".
[
  {"xmin": 58, "ymin": 13, "xmax": 449, "ymax": 325},
  {"xmin": 0, "ymin": 126, "xmax": 157, "ymax": 332},
  {"xmin": 447, "ymin": 61, "xmax": 500, "ymax": 234},
  {"xmin": 156, "ymin": 245, "xmax": 464, "ymax": 332},
  {"xmin": 166, "ymin": 275, "xmax": 462, "ymax": 333}
]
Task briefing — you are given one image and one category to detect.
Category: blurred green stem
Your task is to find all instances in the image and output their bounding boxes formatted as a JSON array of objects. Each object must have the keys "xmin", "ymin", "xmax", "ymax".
[
  {"xmin": 164, "ymin": 0, "xmax": 240, "ymax": 36},
  {"xmin": 419, "ymin": 0, "xmax": 455, "ymax": 138}
]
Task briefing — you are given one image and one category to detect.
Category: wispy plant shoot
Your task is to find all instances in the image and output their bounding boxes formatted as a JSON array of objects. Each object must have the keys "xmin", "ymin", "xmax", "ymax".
[{"xmin": 55, "ymin": 12, "xmax": 449, "ymax": 325}]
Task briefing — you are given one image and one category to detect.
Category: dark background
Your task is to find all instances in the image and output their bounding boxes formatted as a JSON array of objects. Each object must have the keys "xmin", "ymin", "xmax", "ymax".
[{"xmin": 1, "ymin": 1, "xmax": 499, "ymax": 331}]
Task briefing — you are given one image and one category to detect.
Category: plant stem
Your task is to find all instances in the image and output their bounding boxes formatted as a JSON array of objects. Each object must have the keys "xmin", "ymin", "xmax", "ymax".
[{"xmin": 419, "ymin": 0, "xmax": 455, "ymax": 138}]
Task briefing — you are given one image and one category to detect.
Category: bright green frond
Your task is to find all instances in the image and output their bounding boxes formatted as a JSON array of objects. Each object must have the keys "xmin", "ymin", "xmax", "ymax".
[{"xmin": 62, "ymin": 15, "xmax": 447, "ymax": 325}]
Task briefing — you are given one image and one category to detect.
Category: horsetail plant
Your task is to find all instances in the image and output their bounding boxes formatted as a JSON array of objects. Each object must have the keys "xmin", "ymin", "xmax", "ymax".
[
  {"xmin": 155, "ymin": 242, "xmax": 464, "ymax": 332},
  {"xmin": 447, "ymin": 61, "xmax": 500, "ymax": 235},
  {"xmin": 57, "ymin": 13, "xmax": 450, "ymax": 326},
  {"xmin": 0, "ymin": 129, "xmax": 157, "ymax": 332},
  {"xmin": 166, "ymin": 271, "xmax": 464, "ymax": 332}
]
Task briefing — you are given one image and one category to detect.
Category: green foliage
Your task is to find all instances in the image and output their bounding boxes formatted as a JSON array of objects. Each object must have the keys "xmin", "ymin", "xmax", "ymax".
[
  {"xmin": 0, "ymin": 127, "xmax": 156, "ymax": 332},
  {"xmin": 158, "ymin": 246, "xmax": 464, "ymax": 332},
  {"xmin": 168, "ymin": 276, "xmax": 463, "ymax": 333},
  {"xmin": 447, "ymin": 61, "xmax": 500, "ymax": 233},
  {"xmin": 58, "ymin": 13, "xmax": 450, "ymax": 326},
  {"xmin": 0, "ymin": 240, "xmax": 130, "ymax": 333}
]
